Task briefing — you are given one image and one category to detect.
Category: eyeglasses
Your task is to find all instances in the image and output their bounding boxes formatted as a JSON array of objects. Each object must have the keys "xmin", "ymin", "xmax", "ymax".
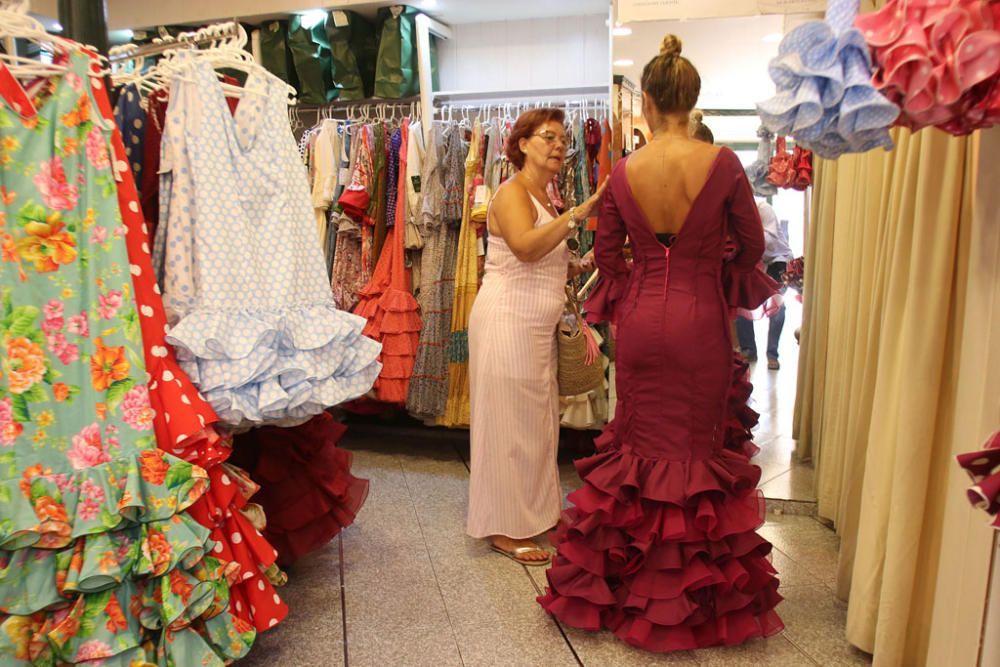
[{"xmin": 533, "ymin": 131, "xmax": 569, "ymax": 147}]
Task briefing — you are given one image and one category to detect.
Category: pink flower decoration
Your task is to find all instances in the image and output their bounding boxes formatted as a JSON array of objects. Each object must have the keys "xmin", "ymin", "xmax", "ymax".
[
  {"xmin": 80, "ymin": 478, "xmax": 106, "ymax": 503},
  {"xmin": 67, "ymin": 312, "xmax": 89, "ymax": 337},
  {"xmin": 113, "ymin": 225, "xmax": 125, "ymax": 238},
  {"xmin": 76, "ymin": 640, "xmax": 113, "ymax": 664},
  {"xmin": 65, "ymin": 73, "xmax": 84, "ymax": 92},
  {"xmin": 89, "ymin": 225, "xmax": 108, "ymax": 245},
  {"xmin": 0, "ymin": 397, "xmax": 21, "ymax": 446},
  {"xmin": 47, "ymin": 332, "xmax": 79, "ymax": 365},
  {"xmin": 41, "ymin": 316, "xmax": 64, "ymax": 335},
  {"xmin": 67, "ymin": 423, "xmax": 111, "ymax": 470},
  {"xmin": 97, "ymin": 291, "xmax": 122, "ymax": 320},
  {"xmin": 107, "ymin": 436, "xmax": 120, "ymax": 449},
  {"xmin": 121, "ymin": 384, "xmax": 154, "ymax": 431},
  {"xmin": 43, "ymin": 300, "xmax": 64, "ymax": 321},
  {"xmin": 78, "ymin": 497, "xmax": 100, "ymax": 521},
  {"xmin": 32, "ymin": 156, "xmax": 79, "ymax": 211},
  {"xmin": 85, "ymin": 128, "xmax": 110, "ymax": 171}
]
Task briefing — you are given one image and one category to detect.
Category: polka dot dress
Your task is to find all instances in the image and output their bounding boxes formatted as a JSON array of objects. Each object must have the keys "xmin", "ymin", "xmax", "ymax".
[
  {"xmin": 156, "ymin": 55, "xmax": 382, "ymax": 428},
  {"xmin": 92, "ymin": 63, "xmax": 290, "ymax": 633}
]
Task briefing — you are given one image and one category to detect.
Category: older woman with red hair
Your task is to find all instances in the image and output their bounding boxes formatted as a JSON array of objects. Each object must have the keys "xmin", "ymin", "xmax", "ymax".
[{"xmin": 466, "ymin": 109, "xmax": 604, "ymax": 565}]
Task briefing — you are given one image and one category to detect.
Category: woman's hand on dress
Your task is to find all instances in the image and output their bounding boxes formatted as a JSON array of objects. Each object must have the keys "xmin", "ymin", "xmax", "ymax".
[{"xmin": 576, "ymin": 180, "xmax": 608, "ymax": 219}]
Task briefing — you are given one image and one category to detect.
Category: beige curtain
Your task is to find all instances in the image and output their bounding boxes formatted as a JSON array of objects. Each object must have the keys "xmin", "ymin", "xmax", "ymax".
[{"xmin": 794, "ymin": 125, "xmax": 1000, "ymax": 666}]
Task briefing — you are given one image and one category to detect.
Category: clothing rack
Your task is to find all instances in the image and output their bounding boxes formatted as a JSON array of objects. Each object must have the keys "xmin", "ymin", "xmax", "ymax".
[{"xmin": 108, "ymin": 21, "xmax": 241, "ymax": 63}]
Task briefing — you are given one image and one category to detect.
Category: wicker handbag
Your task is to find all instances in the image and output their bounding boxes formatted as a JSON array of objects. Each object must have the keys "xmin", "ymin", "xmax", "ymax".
[{"xmin": 557, "ymin": 285, "xmax": 605, "ymax": 396}]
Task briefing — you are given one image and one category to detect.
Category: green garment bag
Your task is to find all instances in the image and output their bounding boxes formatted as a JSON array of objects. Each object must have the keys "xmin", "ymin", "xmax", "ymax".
[
  {"xmin": 325, "ymin": 10, "xmax": 374, "ymax": 101},
  {"xmin": 260, "ymin": 20, "xmax": 300, "ymax": 90},
  {"xmin": 374, "ymin": 5, "xmax": 421, "ymax": 99},
  {"xmin": 288, "ymin": 15, "xmax": 338, "ymax": 104}
]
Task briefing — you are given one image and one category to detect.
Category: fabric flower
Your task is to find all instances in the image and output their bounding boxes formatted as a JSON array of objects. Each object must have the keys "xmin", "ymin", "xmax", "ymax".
[
  {"xmin": 89, "ymin": 225, "xmax": 108, "ymax": 245},
  {"xmin": 90, "ymin": 338, "xmax": 129, "ymax": 392},
  {"xmin": 4, "ymin": 337, "xmax": 46, "ymax": 394},
  {"xmin": 52, "ymin": 382, "xmax": 70, "ymax": 401},
  {"xmin": 67, "ymin": 423, "xmax": 111, "ymax": 470},
  {"xmin": 75, "ymin": 640, "xmax": 113, "ymax": 664},
  {"xmin": 32, "ymin": 156, "xmax": 79, "ymax": 211},
  {"xmin": 47, "ymin": 332, "xmax": 79, "ymax": 366},
  {"xmin": 78, "ymin": 497, "xmax": 100, "ymax": 521},
  {"xmin": 85, "ymin": 128, "xmax": 110, "ymax": 171},
  {"xmin": 16, "ymin": 218, "xmax": 77, "ymax": 272},
  {"xmin": 80, "ymin": 478, "xmax": 106, "ymax": 503},
  {"xmin": 121, "ymin": 384, "xmax": 154, "ymax": 431},
  {"xmin": 67, "ymin": 312, "xmax": 89, "ymax": 337},
  {"xmin": 0, "ymin": 397, "xmax": 23, "ymax": 445},
  {"xmin": 98, "ymin": 291, "xmax": 122, "ymax": 320},
  {"xmin": 139, "ymin": 449, "xmax": 170, "ymax": 485}
]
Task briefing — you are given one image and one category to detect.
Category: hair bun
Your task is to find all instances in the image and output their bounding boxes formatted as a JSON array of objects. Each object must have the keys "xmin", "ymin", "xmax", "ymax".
[
  {"xmin": 690, "ymin": 109, "xmax": 704, "ymax": 123},
  {"xmin": 660, "ymin": 34, "xmax": 682, "ymax": 59}
]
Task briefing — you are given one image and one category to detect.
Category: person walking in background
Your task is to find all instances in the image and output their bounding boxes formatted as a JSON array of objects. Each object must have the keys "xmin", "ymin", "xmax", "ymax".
[{"xmin": 736, "ymin": 198, "xmax": 793, "ymax": 369}]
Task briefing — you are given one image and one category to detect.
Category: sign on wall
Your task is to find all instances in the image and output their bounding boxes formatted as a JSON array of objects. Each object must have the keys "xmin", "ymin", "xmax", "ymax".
[{"xmin": 617, "ymin": 0, "xmax": 827, "ymax": 22}]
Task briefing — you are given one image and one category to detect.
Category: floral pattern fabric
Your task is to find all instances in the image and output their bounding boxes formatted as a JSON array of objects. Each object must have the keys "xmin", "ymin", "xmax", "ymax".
[{"xmin": 0, "ymin": 50, "xmax": 252, "ymax": 666}]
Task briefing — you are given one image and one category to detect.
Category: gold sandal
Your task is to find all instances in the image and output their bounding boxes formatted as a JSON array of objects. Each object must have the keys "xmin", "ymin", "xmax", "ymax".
[{"xmin": 490, "ymin": 544, "xmax": 552, "ymax": 566}]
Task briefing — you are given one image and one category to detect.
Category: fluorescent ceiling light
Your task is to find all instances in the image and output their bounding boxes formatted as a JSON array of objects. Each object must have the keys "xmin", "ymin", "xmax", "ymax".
[
  {"xmin": 612, "ymin": 26, "xmax": 632, "ymax": 37},
  {"xmin": 298, "ymin": 9, "xmax": 328, "ymax": 29},
  {"xmin": 613, "ymin": 58, "xmax": 634, "ymax": 67},
  {"xmin": 420, "ymin": 0, "xmax": 438, "ymax": 8},
  {"xmin": 762, "ymin": 32, "xmax": 783, "ymax": 43}
]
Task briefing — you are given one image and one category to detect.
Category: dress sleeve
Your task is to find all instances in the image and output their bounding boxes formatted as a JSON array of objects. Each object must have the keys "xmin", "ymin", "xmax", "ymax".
[
  {"xmin": 585, "ymin": 167, "xmax": 629, "ymax": 324},
  {"xmin": 721, "ymin": 149, "xmax": 779, "ymax": 311},
  {"xmin": 725, "ymin": 150, "xmax": 766, "ymax": 273}
]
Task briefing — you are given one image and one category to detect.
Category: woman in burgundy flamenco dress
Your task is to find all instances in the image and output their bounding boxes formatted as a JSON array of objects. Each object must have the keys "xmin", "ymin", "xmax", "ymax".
[{"xmin": 538, "ymin": 35, "xmax": 784, "ymax": 651}]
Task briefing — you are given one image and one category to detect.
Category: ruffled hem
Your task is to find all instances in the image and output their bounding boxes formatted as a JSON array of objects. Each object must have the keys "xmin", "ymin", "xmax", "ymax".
[
  {"xmin": 722, "ymin": 263, "xmax": 780, "ymax": 314},
  {"xmin": 230, "ymin": 413, "xmax": 368, "ymax": 567},
  {"xmin": 0, "ymin": 450, "xmax": 206, "ymax": 551},
  {"xmin": 355, "ymin": 285, "xmax": 422, "ymax": 406},
  {"xmin": 0, "ymin": 512, "xmax": 213, "ymax": 615},
  {"xmin": 182, "ymin": 464, "xmax": 289, "ymax": 633},
  {"xmin": 956, "ymin": 430, "xmax": 1000, "ymax": 528},
  {"xmin": 0, "ymin": 555, "xmax": 254, "ymax": 666},
  {"xmin": 538, "ymin": 423, "xmax": 783, "ymax": 652},
  {"xmin": 584, "ymin": 274, "xmax": 627, "ymax": 325},
  {"xmin": 856, "ymin": 0, "xmax": 1000, "ymax": 135},
  {"xmin": 166, "ymin": 303, "xmax": 382, "ymax": 426},
  {"xmin": 756, "ymin": 18, "xmax": 900, "ymax": 159},
  {"xmin": 724, "ymin": 353, "xmax": 761, "ymax": 460}
]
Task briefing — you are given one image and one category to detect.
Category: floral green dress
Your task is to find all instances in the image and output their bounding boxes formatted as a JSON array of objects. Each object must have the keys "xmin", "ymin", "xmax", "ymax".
[{"xmin": 0, "ymin": 51, "xmax": 253, "ymax": 665}]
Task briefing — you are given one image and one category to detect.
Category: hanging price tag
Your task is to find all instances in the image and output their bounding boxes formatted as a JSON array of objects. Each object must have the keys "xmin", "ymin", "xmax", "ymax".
[{"xmin": 332, "ymin": 11, "xmax": 349, "ymax": 27}]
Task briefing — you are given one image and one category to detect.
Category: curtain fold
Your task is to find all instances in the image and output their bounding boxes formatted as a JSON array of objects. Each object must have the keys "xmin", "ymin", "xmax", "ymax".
[{"xmin": 794, "ymin": 125, "xmax": 1000, "ymax": 665}]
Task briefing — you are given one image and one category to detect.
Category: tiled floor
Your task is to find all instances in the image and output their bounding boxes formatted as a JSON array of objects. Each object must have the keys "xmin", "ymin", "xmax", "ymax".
[{"xmin": 240, "ymin": 299, "xmax": 868, "ymax": 666}]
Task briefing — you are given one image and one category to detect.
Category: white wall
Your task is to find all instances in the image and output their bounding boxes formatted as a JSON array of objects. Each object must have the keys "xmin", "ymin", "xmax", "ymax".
[{"xmin": 436, "ymin": 14, "xmax": 610, "ymax": 93}]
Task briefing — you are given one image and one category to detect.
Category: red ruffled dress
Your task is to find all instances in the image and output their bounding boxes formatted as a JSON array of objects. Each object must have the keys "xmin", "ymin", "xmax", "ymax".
[
  {"xmin": 956, "ymin": 430, "xmax": 1000, "ymax": 528},
  {"xmin": 353, "ymin": 120, "xmax": 421, "ymax": 405},
  {"xmin": 230, "ymin": 412, "xmax": 369, "ymax": 567},
  {"xmin": 92, "ymin": 73, "xmax": 289, "ymax": 633},
  {"xmin": 539, "ymin": 150, "xmax": 783, "ymax": 652}
]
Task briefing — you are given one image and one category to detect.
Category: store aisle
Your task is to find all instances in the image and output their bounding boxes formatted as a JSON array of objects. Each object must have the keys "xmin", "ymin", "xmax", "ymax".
[{"xmin": 239, "ymin": 430, "xmax": 870, "ymax": 666}]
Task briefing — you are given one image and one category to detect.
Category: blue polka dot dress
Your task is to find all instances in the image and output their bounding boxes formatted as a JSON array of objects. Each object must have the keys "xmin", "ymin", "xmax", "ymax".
[{"xmin": 156, "ymin": 55, "xmax": 382, "ymax": 427}]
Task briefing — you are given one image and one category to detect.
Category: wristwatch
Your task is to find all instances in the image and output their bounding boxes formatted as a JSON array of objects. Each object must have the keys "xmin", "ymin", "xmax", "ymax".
[{"xmin": 567, "ymin": 207, "xmax": 578, "ymax": 231}]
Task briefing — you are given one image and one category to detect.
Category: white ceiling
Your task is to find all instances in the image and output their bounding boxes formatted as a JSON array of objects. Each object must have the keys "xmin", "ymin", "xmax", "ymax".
[
  {"xmin": 612, "ymin": 12, "xmax": 821, "ymax": 111},
  {"xmin": 28, "ymin": 1, "xmax": 610, "ymax": 31}
]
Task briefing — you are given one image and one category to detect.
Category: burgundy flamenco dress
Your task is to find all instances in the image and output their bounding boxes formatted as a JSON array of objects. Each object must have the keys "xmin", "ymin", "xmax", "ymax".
[{"xmin": 539, "ymin": 148, "xmax": 784, "ymax": 651}]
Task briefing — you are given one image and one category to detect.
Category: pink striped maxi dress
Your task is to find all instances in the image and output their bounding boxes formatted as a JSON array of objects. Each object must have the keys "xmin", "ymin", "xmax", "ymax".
[{"xmin": 467, "ymin": 196, "xmax": 569, "ymax": 539}]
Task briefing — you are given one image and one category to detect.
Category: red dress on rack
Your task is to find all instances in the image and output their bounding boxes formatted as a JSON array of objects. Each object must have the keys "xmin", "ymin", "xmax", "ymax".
[
  {"xmin": 539, "ymin": 148, "xmax": 783, "ymax": 651},
  {"xmin": 353, "ymin": 120, "xmax": 422, "ymax": 405},
  {"xmin": 90, "ymin": 70, "xmax": 289, "ymax": 633}
]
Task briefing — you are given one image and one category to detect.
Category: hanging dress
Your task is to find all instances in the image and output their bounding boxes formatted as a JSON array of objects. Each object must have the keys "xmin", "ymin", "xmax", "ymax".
[
  {"xmin": 353, "ymin": 120, "xmax": 422, "ymax": 405},
  {"xmin": 407, "ymin": 122, "xmax": 458, "ymax": 421},
  {"xmin": 0, "ymin": 50, "xmax": 252, "ymax": 666},
  {"xmin": 441, "ymin": 121, "xmax": 482, "ymax": 427},
  {"xmin": 92, "ymin": 72, "xmax": 290, "ymax": 635},
  {"xmin": 157, "ymin": 56, "xmax": 381, "ymax": 427}
]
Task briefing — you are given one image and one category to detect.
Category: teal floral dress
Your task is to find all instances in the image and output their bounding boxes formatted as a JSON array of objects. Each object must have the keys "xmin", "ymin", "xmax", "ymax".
[{"xmin": 0, "ymin": 51, "xmax": 253, "ymax": 665}]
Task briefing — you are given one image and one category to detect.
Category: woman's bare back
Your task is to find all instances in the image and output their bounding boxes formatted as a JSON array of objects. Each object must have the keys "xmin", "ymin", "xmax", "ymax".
[{"xmin": 624, "ymin": 139, "xmax": 723, "ymax": 235}]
